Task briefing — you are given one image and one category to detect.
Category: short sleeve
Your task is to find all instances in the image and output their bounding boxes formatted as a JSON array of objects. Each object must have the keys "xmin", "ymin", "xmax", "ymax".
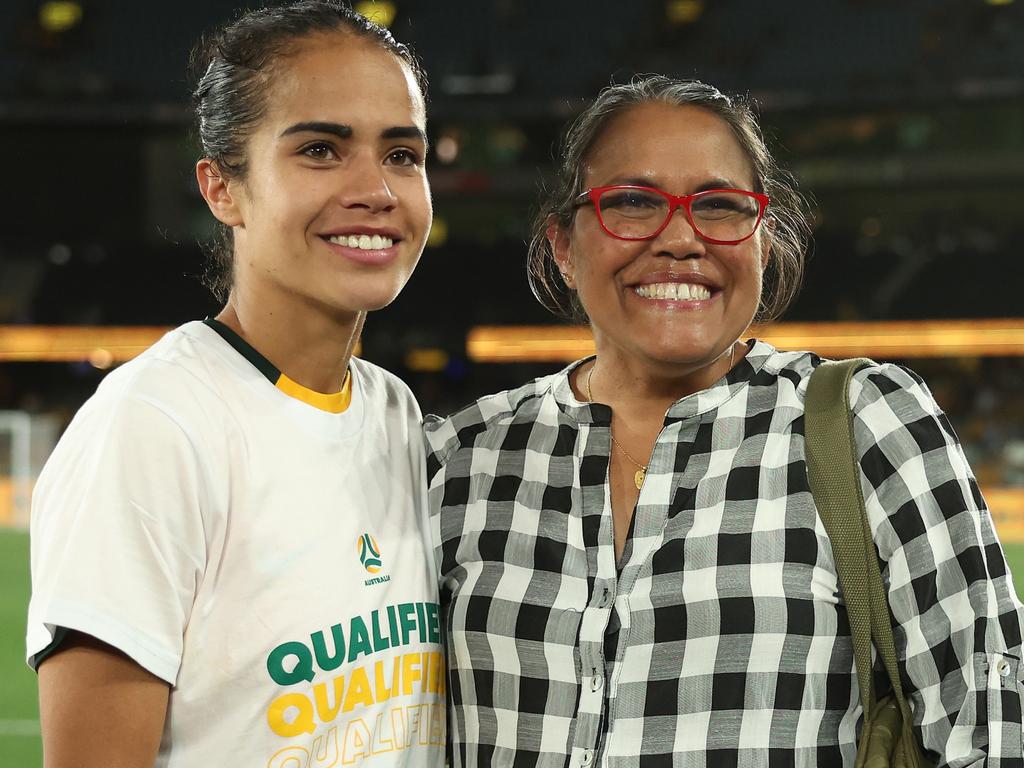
[
  {"xmin": 26, "ymin": 393, "xmax": 212, "ymax": 684},
  {"xmin": 849, "ymin": 362, "xmax": 1024, "ymax": 766}
]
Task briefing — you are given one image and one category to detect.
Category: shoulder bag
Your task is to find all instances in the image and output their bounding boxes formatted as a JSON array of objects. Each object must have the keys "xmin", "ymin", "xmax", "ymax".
[{"xmin": 805, "ymin": 358, "xmax": 933, "ymax": 768}]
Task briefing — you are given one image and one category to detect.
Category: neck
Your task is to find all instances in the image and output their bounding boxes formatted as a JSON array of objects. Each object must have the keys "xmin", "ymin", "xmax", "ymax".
[
  {"xmin": 216, "ymin": 290, "xmax": 363, "ymax": 395},
  {"xmin": 584, "ymin": 341, "xmax": 739, "ymax": 420}
]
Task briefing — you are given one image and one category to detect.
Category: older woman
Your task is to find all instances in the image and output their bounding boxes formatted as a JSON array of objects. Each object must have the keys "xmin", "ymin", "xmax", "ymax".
[{"xmin": 427, "ymin": 77, "xmax": 1023, "ymax": 767}]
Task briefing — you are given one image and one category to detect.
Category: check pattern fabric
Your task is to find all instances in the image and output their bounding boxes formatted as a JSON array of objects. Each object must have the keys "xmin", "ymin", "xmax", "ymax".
[{"xmin": 425, "ymin": 340, "xmax": 1024, "ymax": 768}]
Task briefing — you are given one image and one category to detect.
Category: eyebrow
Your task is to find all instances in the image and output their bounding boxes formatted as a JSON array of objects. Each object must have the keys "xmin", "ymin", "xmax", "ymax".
[
  {"xmin": 280, "ymin": 121, "xmax": 427, "ymax": 146},
  {"xmin": 381, "ymin": 126, "xmax": 428, "ymax": 144},
  {"xmin": 608, "ymin": 176, "xmax": 742, "ymax": 192},
  {"xmin": 695, "ymin": 178, "xmax": 741, "ymax": 192}
]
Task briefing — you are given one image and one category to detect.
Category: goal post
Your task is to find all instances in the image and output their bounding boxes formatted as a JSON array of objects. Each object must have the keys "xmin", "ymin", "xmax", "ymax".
[{"xmin": 0, "ymin": 411, "xmax": 60, "ymax": 530}]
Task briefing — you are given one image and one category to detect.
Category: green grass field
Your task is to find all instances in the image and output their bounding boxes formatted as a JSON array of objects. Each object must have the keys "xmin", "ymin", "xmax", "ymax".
[
  {"xmin": 1, "ymin": 530, "xmax": 41, "ymax": 768},
  {"xmin": 2, "ymin": 530, "xmax": 1024, "ymax": 765}
]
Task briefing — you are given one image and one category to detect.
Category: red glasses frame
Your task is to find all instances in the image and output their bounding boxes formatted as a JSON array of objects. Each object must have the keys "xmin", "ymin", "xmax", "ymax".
[{"xmin": 576, "ymin": 185, "xmax": 770, "ymax": 244}]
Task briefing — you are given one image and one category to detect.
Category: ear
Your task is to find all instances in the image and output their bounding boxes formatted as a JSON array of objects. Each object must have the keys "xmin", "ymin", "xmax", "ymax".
[
  {"xmin": 195, "ymin": 159, "xmax": 244, "ymax": 228},
  {"xmin": 546, "ymin": 219, "xmax": 576, "ymax": 288}
]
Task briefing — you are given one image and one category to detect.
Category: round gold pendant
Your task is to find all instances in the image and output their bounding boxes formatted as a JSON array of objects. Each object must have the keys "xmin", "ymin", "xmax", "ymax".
[{"xmin": 633, "ymin": 469, "xmax": 646, "ymax": 490}]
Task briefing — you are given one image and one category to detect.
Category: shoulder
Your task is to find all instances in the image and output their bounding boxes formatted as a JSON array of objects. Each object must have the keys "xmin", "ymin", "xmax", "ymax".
[
  {"xmin": 423, "ymin": 368, "xmax": 570, "ymax": 471},
  {"xmin": 844, "ymin": 360, "xmax": 948, "ymax": 440},
  {"xmin": 92, "ymin": 321, "xmax": 234, "ymax": 409},
  {"xmin": 842, "ymin": 360, "xmax": 966, "ymax": 513},
  {"xmin": 749, "ymin": 344, "xmax": 935, "ymax": 420},
  {"xmin": 42, "ymin": 323, "xmax": 239, "ymax": 482},
  {"xmin": 348, "ymin": 356, "xmax": 421, "ymax": 421},
  {"xmin": 77, "ymin": 323, "xmax": 232, "ymax": 429},
  {"xmin": 796, "ymin": 355, "xmax": 951, "ymax": 459}
]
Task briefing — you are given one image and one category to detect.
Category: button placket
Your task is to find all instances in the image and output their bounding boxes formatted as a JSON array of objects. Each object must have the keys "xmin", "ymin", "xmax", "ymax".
[{"xmin": 575, "ymin": 597, "xmax": 611, "ymax": 760}]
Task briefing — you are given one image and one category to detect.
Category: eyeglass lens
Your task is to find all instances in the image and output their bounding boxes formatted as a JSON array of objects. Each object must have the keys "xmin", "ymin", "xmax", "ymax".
[{"xmin": 597, "ymin": 188, "xmax": 761, "ymax": 241}]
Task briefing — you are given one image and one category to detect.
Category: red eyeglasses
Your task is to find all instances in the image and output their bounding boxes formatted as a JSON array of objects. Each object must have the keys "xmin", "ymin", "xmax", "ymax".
[{"xmin": 575, "ymin": 185, "xmax": 770, "ymax": 244}]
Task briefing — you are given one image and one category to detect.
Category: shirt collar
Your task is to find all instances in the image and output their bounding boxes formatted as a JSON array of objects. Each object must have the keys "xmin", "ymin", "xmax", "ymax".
[{"xmin": 549, "ymin": 339, "xmax": 777, "ymax": 425}]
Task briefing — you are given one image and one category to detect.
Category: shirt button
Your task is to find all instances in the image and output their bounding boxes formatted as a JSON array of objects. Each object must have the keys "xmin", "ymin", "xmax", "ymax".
[
  {"xmin": 580, "ymin": 749, "xmax": 594, "ymax": 767},
  {"xmin": 591, "ymin": 671, "xmax": 604, "ymax": 692},
  {"xmin": 997, "ymin": 659, "xmax": 1012, "ymax": 677},
  {"xmin": 598, "ymin": 588, "xmax": 611, "ymax": 608}
]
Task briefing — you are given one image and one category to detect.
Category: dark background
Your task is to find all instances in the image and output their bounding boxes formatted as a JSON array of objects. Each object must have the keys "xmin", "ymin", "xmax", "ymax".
[{"xmin": 1, "ymin": 0, "xmax": 1022, "ymax": 461}]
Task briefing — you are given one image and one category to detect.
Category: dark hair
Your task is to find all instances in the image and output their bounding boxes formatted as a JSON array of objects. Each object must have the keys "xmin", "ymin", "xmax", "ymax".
[
  {"xmin": 189, "ymin": 0, "xmax": 428, "ymax": 301},
  {"xmin": 527, "ymin": 76, "xmax": 812, "ymax": 324}
]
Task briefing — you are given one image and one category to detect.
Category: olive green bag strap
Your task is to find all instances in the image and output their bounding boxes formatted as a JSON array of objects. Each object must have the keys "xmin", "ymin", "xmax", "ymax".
[{"xmin": 805, "ymin": 358, "xmax": 931, "ymax": 768}]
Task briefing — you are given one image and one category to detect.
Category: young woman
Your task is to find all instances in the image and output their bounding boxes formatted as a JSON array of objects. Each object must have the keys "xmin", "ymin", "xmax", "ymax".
[
  {"xmin": 27, "ymin": 3, "xmax": 443, "ymax": 766},
  {"xmin": 427, "ymin": 77, "xmax": 1024, "ymax": 766}
]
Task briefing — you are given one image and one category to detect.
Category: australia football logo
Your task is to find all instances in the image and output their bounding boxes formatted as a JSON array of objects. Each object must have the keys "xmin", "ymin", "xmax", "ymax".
[{"xmin": 357, "ymin": 533, "xmax": 383, "ymax": 574}]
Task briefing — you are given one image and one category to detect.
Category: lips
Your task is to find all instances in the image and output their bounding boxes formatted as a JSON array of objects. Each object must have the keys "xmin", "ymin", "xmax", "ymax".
[
  {"xmin": 327, "ymin": 233, "xmax": 394, "ymax": 250},
  {"xmin": 634, "ymin": 282, "xmax": 712, "ymax": 301},
  {"xmin": 320, "ymin": 226, "xmax": 403, "ymax": 266},
  {"xmin": 629, "ymin": 271, "xmax": 721, "ymax": 303}
]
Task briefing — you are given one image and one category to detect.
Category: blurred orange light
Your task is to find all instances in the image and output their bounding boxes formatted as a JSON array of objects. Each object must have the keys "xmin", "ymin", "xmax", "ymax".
[
  {"xmin": 988, "ymin": 489, "xmax": 1024, "ymax": 543},
  {"xmin": 354, "ymin": 1, "xmax": 397, "ymax": 27},
  {"xmin": 666, "ymin": 0, "xmax": 703, "ymax": 24},
  {"xmin": 39, "ymin": 1, "xmax": 83, "ymax": 32},
  {"xmin": 405, "ymin": 348, "xmax": 449, "ymax": 372},
  {"xmin": 0, "ymin": 326, "xmax": 362, "ymax": 362},
  {"xmin": 426, "ymin": 217, "xmax": 448, "ymax": 248},
  {"xmin": 467, "ymin": 319, "xmax": 1024, "ymax": 363},
  {"xmin": 88, "ymin": 348, "xmax": 115, "ymax": 370},
  {"xmin": 0, "ymin": 326, "xmax": 168, "ymax": 362}
]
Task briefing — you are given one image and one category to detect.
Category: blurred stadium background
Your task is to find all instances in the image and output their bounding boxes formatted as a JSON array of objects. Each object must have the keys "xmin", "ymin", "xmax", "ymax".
[{"xmin": 2, "ymin": 0, "xmax": 1024, "ymax": 763}]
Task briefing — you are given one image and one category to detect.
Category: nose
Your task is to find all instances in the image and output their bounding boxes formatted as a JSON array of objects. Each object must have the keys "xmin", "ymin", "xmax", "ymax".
[
  {"xmin": 339, "ymin": 152, "xmax": 398, "ymax": 213},
  {"xmin": 650, "ymin": 206, "xmax": 706, "ymax": 259}
]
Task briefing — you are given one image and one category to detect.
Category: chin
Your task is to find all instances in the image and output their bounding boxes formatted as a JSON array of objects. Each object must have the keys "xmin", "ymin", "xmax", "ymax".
[
  {"xmin": 342, "ymin": 288, "xmax": 405, "ymax": 314},
  {"xmin": 640, "ymin": 340, "xmax": 720, "ymax": 366},
  {"xmin": 323, "ymin": 275, "xmax": 408, "ymax": 313},
  {"xmin": 645, "ymin": 331, "xmax": 714, "ymax": 355}
]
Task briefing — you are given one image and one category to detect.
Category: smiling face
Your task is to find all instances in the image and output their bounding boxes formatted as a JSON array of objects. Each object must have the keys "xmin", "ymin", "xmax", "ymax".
[
  {"xmin": 551, "ymin": 102, "xmax": 770, "ymax": 381},
  {"xmin": 207, "ymin": 32, "xmax": 431, "ymax": 323}
]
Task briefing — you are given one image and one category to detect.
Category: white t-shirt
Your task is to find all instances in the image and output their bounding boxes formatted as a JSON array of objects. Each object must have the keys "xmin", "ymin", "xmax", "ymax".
[{"xmin": 27, "ymin": 320, "xmax": 444, "ymax": 768}]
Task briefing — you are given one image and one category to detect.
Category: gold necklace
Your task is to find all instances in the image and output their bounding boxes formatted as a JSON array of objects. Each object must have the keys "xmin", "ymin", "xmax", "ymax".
[
  {"xmin": 586, "ymin": 366, "xmax": 648, "ymax": 490},
  {"xmin": 583, "ymin": 345, "xmax": 737, "ymax": 491}
]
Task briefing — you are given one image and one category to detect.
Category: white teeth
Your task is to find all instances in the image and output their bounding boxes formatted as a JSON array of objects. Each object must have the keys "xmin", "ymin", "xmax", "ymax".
[
  {"xmin": 635, "ymin": 283, "xmax": 711, "ymax": 301},
  {"xmin": 328, "ymin": 234, "xmax": 395, "ymax": 250}
]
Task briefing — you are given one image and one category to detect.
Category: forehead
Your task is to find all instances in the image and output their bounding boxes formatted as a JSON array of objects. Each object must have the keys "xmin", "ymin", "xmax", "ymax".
[
  {"xmin": 583, "ymin": 102, "xmax": 754, "ymax": 188},
  {"xmin": 261, "ymin": 33, "xmax": 425, "ymax": 131}
]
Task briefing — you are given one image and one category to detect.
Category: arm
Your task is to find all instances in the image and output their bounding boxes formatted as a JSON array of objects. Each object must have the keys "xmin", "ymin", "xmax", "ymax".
[
  {"xmin": 850, "ymin": 363, "xmax": 1024, "ymax": 767},
  {"xmin": 39, "ymin": 632, "xmax": 169, "ymax": 768},
  {"xmin": 27, "ymin": 392, "xmax": 213, "ymax": 761}
]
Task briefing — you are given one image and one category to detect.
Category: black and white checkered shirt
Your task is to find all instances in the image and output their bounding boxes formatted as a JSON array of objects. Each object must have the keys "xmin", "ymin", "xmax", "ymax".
[{"xmin": 426, "ymin": 340, "xmax": 1024, "ymax": 768}]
